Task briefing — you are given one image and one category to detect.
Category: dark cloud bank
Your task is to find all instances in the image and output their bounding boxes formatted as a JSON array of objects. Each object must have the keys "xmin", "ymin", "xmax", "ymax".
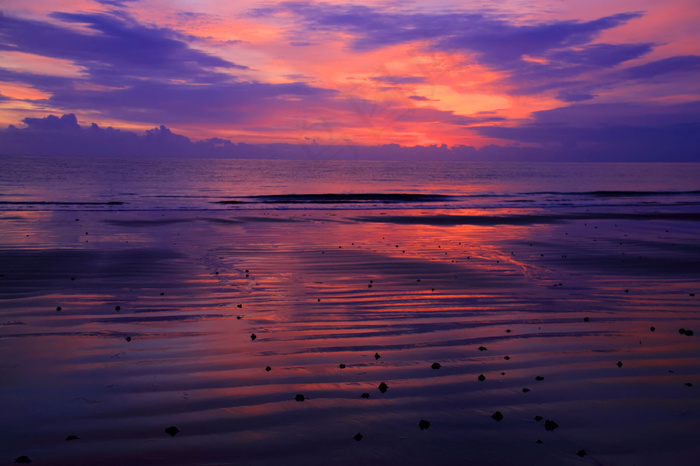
[{"xmin": 1, "ymin": 111, "xmax": 698, "ymax": 161}]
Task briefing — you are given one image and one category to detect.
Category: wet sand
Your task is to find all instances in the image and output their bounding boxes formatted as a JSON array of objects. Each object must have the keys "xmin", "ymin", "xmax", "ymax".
[{"xmin": 1, "ymin": 209, "xmax": 699, "ymax": 465}]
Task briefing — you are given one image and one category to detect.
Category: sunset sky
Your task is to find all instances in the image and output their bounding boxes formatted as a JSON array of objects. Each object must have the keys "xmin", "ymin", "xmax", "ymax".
[{"xmin": 1, "ymin": 0, "xmax": 699, "ymax": 160}]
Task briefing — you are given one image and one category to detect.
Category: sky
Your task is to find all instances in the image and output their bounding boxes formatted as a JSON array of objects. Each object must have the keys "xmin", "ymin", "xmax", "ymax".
[{"xmin": 0, "ymin": 0, "xmax": 699, "ymax": 161}]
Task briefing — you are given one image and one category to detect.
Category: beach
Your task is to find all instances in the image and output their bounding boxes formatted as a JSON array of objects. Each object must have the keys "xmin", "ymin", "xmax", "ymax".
[{"xmin": 1, "ymin": 158, "xmax": 700, "ymax": 465}]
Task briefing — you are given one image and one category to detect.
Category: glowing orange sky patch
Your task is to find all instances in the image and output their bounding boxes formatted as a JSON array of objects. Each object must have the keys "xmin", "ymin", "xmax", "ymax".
[
  {"xmin": 0, "ymin": 51, "xmax": 86, "ymax": 78},
  {"xmin": 0, "ymin": 82, "xmax": 52, "ymax": 101}
]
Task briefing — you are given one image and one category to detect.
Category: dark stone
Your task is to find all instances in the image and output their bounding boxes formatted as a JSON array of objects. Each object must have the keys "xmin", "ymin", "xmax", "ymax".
[
  {"xmin": 625, "ymin": 289, "xmax": 629, "ymax": 293},
  {"xmin": 431, "ymin": 362, "xmax": 441, "ymax": 370},
  {"xmin": 418, "ymin": 419, "xmax": 431, "ymax": 430},
  {"xmin": 535, "ymin": 376, "xmax": 544, "ymax": 381},
  {"xmin": 237, "ymin": 316, "xmax": 242, "ymax": 319},
  {"xmin": 478, "ymin": 346, "xmax": 487, "ymax": 351},
  {"xmin": 250, "ymin": 333, "xmax": 256, "ymax": 341},
  {"xmin": 353, "ymin": 433, "xmax": 363, "ymax": 441},
  {"xmin": 339, "ymin": 364, "xmax": 346, "ymax": 369},
  {"xmin": 583, "ymin": 317, "xmax": 589, "ymax": 322},
  {"xmin": 504, "ymin": 356, "xmax": 510, "ymax": 360},
  {"xmin": 360, "ymin": 393, "xmax": 370, "ymax": 399},
  {"xmin": 534, "ymin": 416, "xmax": 543, "ymax": 422},
  {"xmin": 160, "ymin": 292, "xmax": 165, "ymax": 296},
  {"xmin": 56, "ymin": 306, "xmax": 62, "ymax": 311},
  {"xmin": 374, "ymin": 352, "xmax": 381, "ymax": 360},
  {"xmin": 679, "ymin": 328, "xmax": 686, "ymax": 334},
  {"xmin": 650, "ymin": 326, "xmax": 655, "ymax": 332},
  {"xmin": 125, "ymin": 336, "xmax": 131, "ymax": 342},
  {"xmin": 536, "ymin": 439, "xmax": 543, "ymax": 444},
  {"xmin": 115, "ymin": 306, "xmax": 120, "ymax": 311},
  {"xmin": 265, "ymin": 366, "xmax": 271, "ymax": 372},
  {"xmin": 617, "ymin": 361, "xmax": 623, "ymax": 367},
  {"xmin": 685, "ymin": 382, "xmax": 693, "ymax": 387},
  {"xmin": 544, "ymin": 420, "xmax": 559, "ymax": 431},
  {"xmin": 65, "ymin": 435, "xmax": 80, "ymax": 441},
  {"xmin": 14, "ymin": 456, "xmax": 31, "ymax": 464},
  {"xmin": 295, "ymin": 394, "xmax": 306, "ymax": 402},
  {"xmin": 576, "ymin": 450, "xmax": 587, "ymax": 457},
  {"xmin": 492, "ymin": 411, "xmax": 503, "ymax": 422},
  {"xmin": 237, "ymin": 304, "xmax": 242, "ymax": 308},
  {"xmin": 506, "ymin": 329, "xmax": 511, "ymax": 333},
  {"xmin": 164, "ymin": 426, "xmax": 180, "ymax": 437},
  {"xmin": 378, "ymin": 382, "xmax": 388, "ymax": 393},
  {"xmin": 522, "ymin": 388, "xmax": 530, "ymax": 393},
  {"xmin": 478, "ymin": 374, "xmax": 486, "ymax": 382}
]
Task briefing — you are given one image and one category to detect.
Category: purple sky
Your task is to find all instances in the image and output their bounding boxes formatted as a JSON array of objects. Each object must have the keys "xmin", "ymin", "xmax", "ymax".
[{"xmin": 1, "ymin": 1, "xmax": 699, "ymax": 161}]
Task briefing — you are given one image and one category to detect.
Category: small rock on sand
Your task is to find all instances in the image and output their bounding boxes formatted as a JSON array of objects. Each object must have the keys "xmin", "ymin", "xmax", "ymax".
[{"xmin": 544, "ymin": 420, "xmax": 559, "ymax": 431}]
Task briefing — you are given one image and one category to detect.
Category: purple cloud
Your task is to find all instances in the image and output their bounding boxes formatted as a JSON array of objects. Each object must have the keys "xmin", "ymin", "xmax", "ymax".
[
  {"xmin": 22, "ymin": 113, "xmax": 80, "ymax": 131},
  {"xmin": 0, "ymin": 11, "xmax": 246, "ymax": 87},
  {"xmin": 2, "ymin": 112, "xmax": 697, "ymax": 162},
  {"xmin": 623, "ymin": 55, "xmax": 700, "ymax": 79},
  {"xmin": 95, "ymin": 0, "xmax": 138, "ymax": 6},
  {"xmin": 257, "ymin": 3, "xmax": 644, "ymax": 65},
  {"xmin": 0, "ymin": 113, "xmax": 542, "ymax": 161},
  {"xmin": 0, "ymin": 11, "xmax": 339, "ymax": 127},
  {"xmin": 253, "ymin": 3, "xmax": 651, "ymax": 101},
  {"xmin": 42, "ymin": 79, "xmax": 337, "ymax": 126},
  {"xmin": 555, "ymin": 90, "xmax": 596, "ymax": 102},
  {"xmin": 547, "ymin": 43, "xmax": 652, "ymax": 68},
  {"xmin": 473, "ymin": 101, "xmax": 700, "ymax": 161}
]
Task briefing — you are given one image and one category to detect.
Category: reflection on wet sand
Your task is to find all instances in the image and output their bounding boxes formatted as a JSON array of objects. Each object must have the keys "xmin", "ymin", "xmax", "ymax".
[{"xmin": 1, "ymin": 209, "xmax": 699, "ymax": 465}]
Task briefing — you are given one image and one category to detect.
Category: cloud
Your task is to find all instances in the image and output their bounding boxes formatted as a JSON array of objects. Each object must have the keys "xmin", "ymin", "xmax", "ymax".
[
  {"xmin": 0, "ymin": 11, "xmax": 339, "ymax": 128},
  {"xmin": 0, "ymin": 11, "xmax": 247, "ymax": 87},
  {"xmin": 257, "ymin": 3, "xmax": 645, "ymax": 65},
  {"xmin": 42, "ymin": 77, "xmax": 338, "ymax": 126},
  {"xmin": 253, "ymin": 3, "xmax": 652, "ymax": 101},
  {"xmin": 94, "ymin": 0, "xmax": 139, "ymax": 6},
  {"xmin": 22, "ymin": 113, "xmax": 80, "ymax": 131},
  {"xmin": 473, "ymin": 101, "xmax": 700, "ymax": 161},
  {"xmin": 622, "ymin": 55, "xmax": 700, "ymax": 80},
  {"xmin": 2, "ymin": 112, "xmax": 697, "ymax": 162},
  {"xmin": 547, "ymin": 43, "xmax": 652, "ymax": 68}
]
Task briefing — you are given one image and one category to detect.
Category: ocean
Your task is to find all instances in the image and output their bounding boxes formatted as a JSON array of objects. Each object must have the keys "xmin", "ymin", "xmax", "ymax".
[
  {"xmin": 1, "ymin": 155, "xmax": 699, "ymax": 465},
  {"xmin": 2, "ymin": 155, "xmax": 700, "ymax": 212}
]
